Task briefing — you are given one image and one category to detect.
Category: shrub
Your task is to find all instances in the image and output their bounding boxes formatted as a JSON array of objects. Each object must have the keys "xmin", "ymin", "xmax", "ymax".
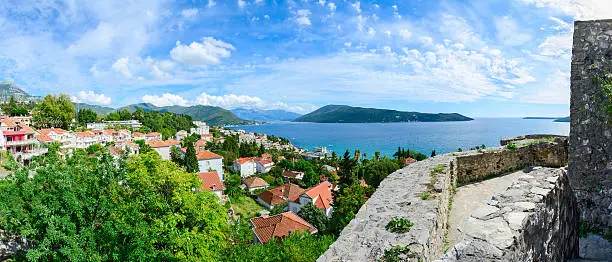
[
  {"xmin": 418, "ymin": 192, "xmax": 430, "ymax": 200},
  {"xmin": 505, "ymin": 143, "xmax": 518, "ymax": 150},
  {"xmin": 385, "ymin": 217, "xmax": 415, "ymax": 233},
  {"xmin": 430, "ymin": 164, "xmax": 445, "ymax": 174},
  {"xmin": 380, "ymin": 246, "xmax": 416, "ymax": 262}
]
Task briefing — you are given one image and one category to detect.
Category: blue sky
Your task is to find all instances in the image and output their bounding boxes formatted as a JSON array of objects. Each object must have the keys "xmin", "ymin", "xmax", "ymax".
[{"xmin": 0, "ymin": 0, "xmax": 610, "ymax": 117}]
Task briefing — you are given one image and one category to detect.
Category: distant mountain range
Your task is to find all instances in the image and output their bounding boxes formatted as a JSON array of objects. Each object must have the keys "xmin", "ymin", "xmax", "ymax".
[
  {"xmin": 231, "ymin": 108, "xmax": 302, "ymax": 121},
  {"xmin": 0, "ymin": 81, "xmax": 42, "ymax": 103},
  {"xmin": 73, "ymin": 103, "xmax": 115, "ymax": 115},
  {"xmin": 293, "ymin": 105, "xmax": 473, "ymax": 123},
  {"xmin": 116, "ymin": 103, "xmax": 256, "ymax": 126},
  {"xmin": 523, "ymin": 116, "xmax": 570, "ymax": 122}
]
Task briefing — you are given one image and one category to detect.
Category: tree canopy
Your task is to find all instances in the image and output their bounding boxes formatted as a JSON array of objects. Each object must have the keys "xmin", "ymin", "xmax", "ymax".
[
  {"xmin": 33, "ymin": 94, "xmax": 75, "ymax": 129},
  {"xmin": 0, "ymin": 150, "xmax": 229, "ymax": 261}
]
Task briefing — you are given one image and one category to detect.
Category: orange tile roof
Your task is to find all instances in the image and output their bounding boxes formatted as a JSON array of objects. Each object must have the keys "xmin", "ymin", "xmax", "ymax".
[
  {"xmin": 250, "ymin": 212, "xmax": 317, "ymax": 244},
  {"xmin": 195, "ymin": 139, "xmax": 207, "ymax": 148},
  {"xmin": 405, "ymin": 157, "xmax": 417, "ymax": 165},
  {"xmin": 196, "ymin": 149, "xmax": 222, "ymax": 160},
  {"xmin": 35, "ymin": 134, "xmax": 53, "ymax": 143},
  {"xmin": 108, "ymin": 146, "xmax": 123, "ymax": 156},
  {"xmin": 132, "ymin": 132, "xmax": 145, "ymax": 137},
  {"xmin": 257, "ymin": 183, "xmax": 304, "ymax": 206},
  {"xmin": 243, "ymin": 177, "xmax": 269, "ymax": 189},
  {"xmin": 301, "ymin": 181, "xmax": 334, "ymax": 211},
  {"xmin": 75, "ymin": 131, "xmax": 96, "ymax": 137},
  {"xmin": 103, "ymin": 129, "xmax": 118, "ymax": 135},
  {"xmin": 19, "ymin": 125, "xmax": 35, "ymax": 133},
  {"xmin": 37, "ymin": 128, "xmax": 67, "ymax": 135},
  {"xmin": 199, "ymin": 171, "xmax": 224, "ymax": 191},
  {"xmin": 146, "ymin": 132, "xmax": 161, "ymax": 137},
  {"xmin": 236, "ymin": 157, "xmax": 254, "ymax": 165},
  {"xmin": 147, "ymin": 139, "xmax": 181, "ymax": 148},
  {"xmin": 282, "ymin": 170, "xmax": 304, "ymax": 179}
]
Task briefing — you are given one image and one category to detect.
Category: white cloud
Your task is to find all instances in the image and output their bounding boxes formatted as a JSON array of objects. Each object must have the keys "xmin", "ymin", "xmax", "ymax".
[
  {"xmin": 170, "ymin": 37, "xmax": 235, "ymax": 66},
  {"xmin": 238, "ymin": 0, "xmax": 246, "ymax": 8},
  {"xmin": 71, "ymin": 91, "xmax": 112, "ymax": 105},
  {"xmin": 439, "ymin": 14, "xmax": 484, "ymax": 47},
  {"xmin": 318, "ymin": 0, "xmax": 326, "ymax": 7},
  {"xmin": 67, "ymin": 23, "xmax": 116, "ymax": 56},
  {"xmin": 142, "ymin": 93, "xmax": 189, "ymax": 107},
  {"xmin": 112, "ymin": 57, "xmax": 133, "ymax": 78},
  {"xmin": 207, "ymin": 0, "xmax": 216, "ymax": 8},
  {"xmin": 327, "ymin": 2, "xmax": 336, "ymax": 12},
  {"xmin": 294, "ymin": 9, "xmax": 312, "ymax": 26},
  {"xmin": 254, "ymin": 0, "xmax": 264, "ymax": 5},
  {"xmin": 547, "ymin": 16, "xmax": 571, "ymax": 31},
  {"xmin": 181, "ymin": 8, "xmax": 199, "ymax": 18},
  {"xmin": 399, "ymin": 29, "xmax": 411, "ymax": 40},
  {"xmin": 518, "ymin": 0, "xmax": 612, "ymax": 20},
  {"xmin": 520, "ymin": 70, "xmax": 569, "ymax": 104},
  {"xmin": 538, "ymin": 31, "xmax": 572, "ymax": 58},
  {"xmin": 495, "ymin": 16, "xmax": 532, "ymax": 46},
  {"xmin": 351, "ymin": 2, "xmax": 361, "ymax": 14}
]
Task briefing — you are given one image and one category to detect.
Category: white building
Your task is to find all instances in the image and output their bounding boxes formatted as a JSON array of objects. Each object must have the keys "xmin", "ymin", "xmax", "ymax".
[
  {"xmin": 148, "ymin": 139, "xmax": 180, "ymax": 160},
  {"xmin": 288, "ymin": 181, "xmax": 334, "ymax": 217},
  {"xmin": 255, "ymin": 159, "xmax": 274, "ymax": 173},
  {"xmin": 190, "ymin": 121, "xmax": 209, "ymax": 135},
  {"xmin": 144, "ymin": 132, "xmax": 162, "ymax": 142},
  {"xmin": 175, "ymin": 130, "xmax": 188, "ymax": 141},
  {"xmin": 182, "ymin": 149, "xmax": 224, "ymax": 179},
  {"xmin": 233, "ymin": 157, "xmax": 257, "ymax": 177}
]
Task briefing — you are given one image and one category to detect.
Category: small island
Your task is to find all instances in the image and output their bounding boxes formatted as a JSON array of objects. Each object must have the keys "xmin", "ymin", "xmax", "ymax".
[{"xmin": 293, "ymin": 105, "xmax": 473, "ymax": 123}]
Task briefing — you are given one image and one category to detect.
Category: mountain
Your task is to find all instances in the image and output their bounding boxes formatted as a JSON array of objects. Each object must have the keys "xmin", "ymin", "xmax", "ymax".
[
  {"xmin": 293, "ymin": 105, "xmax": 473, "ymax": 123},
  {"xmin": 73, "ymin": 103, "xmax": 115, "ymax": 115},
  {"xmin": 553, "ymin": 116, "xmax": 570, "ymax": 122},
  {"xmin": 119, "ymin": 103, "xmax": 255, "ymax": 126},
  {"xmin": 0, "ymin": 81, "xmax": 42, "ymax": 103},
  {"xmin": 523, "ymin": 117, "xmax": 560, "ymax": 120},
  {"xmin": 231, "ymin": 108, "xmax": 302, "ymax": 121}
]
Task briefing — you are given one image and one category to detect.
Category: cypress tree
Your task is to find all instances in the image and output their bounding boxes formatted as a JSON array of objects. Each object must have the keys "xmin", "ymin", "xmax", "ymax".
[{"xmin": 184, "ymin": 142, "xmax": 199, "ymax": 173}]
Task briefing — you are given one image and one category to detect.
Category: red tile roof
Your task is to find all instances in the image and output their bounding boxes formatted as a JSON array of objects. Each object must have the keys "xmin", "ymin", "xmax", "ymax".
[
  {"xmin": 199, "ymin": 171, "xmax": 224, "ymax": 192},
  {"xmin": 75, "ymin": 131, "xmax": 96, "ymax": 137},
  {"xmin": 243, "ymin": 177, "xmax": 269, "ymax": 189},
  {"xmin": 35, "ymin": 134, "xmax": 53, "ymax": 143},
  {"xmin": 250, "ymin": 211, "xmax": 317, "ymax": 244},
  {"xmin": 257, "ymin": 183, "xmax": 304, "ymax": 206},
  {"xmin": 147, "ymin": 139, "xmax": 180, "ymax": 148},
  {"xmin": 282, "ymin": 170, "xmax": 304, "ymax": 179},
  {"xmin": 132, "ymin": 132, "xmax": 145, "ymax": 137},
  {"xmin": 301, "ymin": 181, "xmax": 334, "ymax": 211},
  {"xmin": 195, "ymin": 139, "xmax": 207, "ymax": 148},
  {"xmin": 146, "ymin": 132, "xmax": 161, "ymax": 137},
  {"xmin": 405, "ymin": 157, "xmax": 417, "ymax": 165},
  {"xmin": 196, "ymin": 149, "xmax": 222, "ymax": 160},
  {"xmin": 37, "ymin": 128, "xmax": 67, "ymax": 135},
  {"xmin": 236, "ymin": 157, "xmax": 254, "ymax": 165}
]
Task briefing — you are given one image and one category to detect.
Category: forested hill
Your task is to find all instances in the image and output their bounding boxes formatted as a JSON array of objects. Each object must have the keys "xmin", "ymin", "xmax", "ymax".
[
  {"xmin": 293, "ymin": 105, "xmax": 473, "ymax": 123},
  {"xmin": 118, "ymin": 103, "xmax": 256, "ymax": 126}
]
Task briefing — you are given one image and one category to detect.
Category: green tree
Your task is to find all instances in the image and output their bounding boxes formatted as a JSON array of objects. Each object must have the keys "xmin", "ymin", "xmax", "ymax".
[
  {"xmin": 0, "ymin": 151, "xmax": 230, "ymax": 261},
  {"xmin": 270, "ymin": 201, "xmax": 288, "ymax": 215},
  {"xmin": 3, "ymin": 96, "xmax": 29, "ymax": 116},
  {"xmin": 362, "ymin": 158, "xmax": 400, "ymax": 188},
  {"xmin": 224, "ymin": 173, "xmax": 244, "ymax": 198},
  {"xmin": 77, "ymin": 108, "xmax": 98, "ymax": 125},
  {"xmin": 330, "ymin": 183, "xmax": 367, "ymax": 236},
  {"xmin": 170, "ymin": 146, "xmax": 183, "ymax": 165},
  {"xmin": 298, "ymin": 202, "xmax": 329, "ymax": 234},
  {"xmin": 184, "ymin": 142, "xmax": 199, "ymax": 173},
  {"xmin": 105, "ymin": 111, "xmax": 121, "ymax": 121},
  {"xmin": 118, "ymin": 109, "xmax": 132, "ymax": 120},
  {"xmin": 338, "ymin": 150, "xmax": 358, "ymax": 189},
  {"xmin": 303, "ymin": 168, "xmax": 319, "ymax": 188},
  {"xmin": 33, "ymin": 94, "xmax": 76, "ymax": 129}
]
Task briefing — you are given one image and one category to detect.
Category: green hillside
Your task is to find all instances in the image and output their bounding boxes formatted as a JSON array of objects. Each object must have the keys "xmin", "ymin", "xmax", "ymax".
[
  {"xmin": 73, "ymin": 103, "xmax": 115, "ymax": 115},
  {"xmin": 293, "ymin": 105, "xmax": 473, "ymax": 123},
  {"xmin": 119, "ymin": 103, "xmax": 255, "ymax": 126}
]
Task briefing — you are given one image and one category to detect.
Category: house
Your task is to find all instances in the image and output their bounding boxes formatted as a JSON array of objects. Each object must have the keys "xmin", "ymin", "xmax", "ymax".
[
  {"xmin": 288, "ymin": 181, "xmax": 334, "ymax": 217},
  {"xmin": 182, "ymin": 148, "xmax": 224, "ymax": 178},
  {"xmin": 116, "ymin": 129, "xmax": 132, "ymax": 142},
  {"xmin": 243, "ymin": 177, "xmax": 269, "ymax": 192},
  {"xmin": 201, "ymin": 133, "xmax": 213, "ymax": 142},
  {"xmin": 282, "ymin": 170, "xmax": 304, "ymax": 180},
  {"xmin": 190, "ymin": 121, "xmax": 210, "ymax": 135},
  {"xmin": 405, "ymin": 157, "xmax": 417, "ymax": 166},
  {"xmin": 145, "ymin": 132, "xmax": 162, "ymax": 142},
  {"xmin": 255, "ymin": 158, "xmax": 274, "ymax": 173},
  {"xmin": 74, "ymin": 131, "xmax": 102, "ymax": 149},
  {"xmin": 194, "ymin": 139, "xmax": 207, "ymax": 150},
  {"xmin": 132, "ymin": 132, "xmax": 145, "ymax": 140},
  {"xmin": 148, "ymin": 139, "xmax": 180, "ymax": 160},
  {"xmin": 37, "ymin": 128, "xmax": 75, "ymax": 148},
  {"xmin": 256, "ymin": 183, "xmax": 304, "ymax": 209},
  {"xmin": 2, "ymin": 124, "xmax": 47, "ymax": 164},
  {"xmin": 175, "ymin": 130, "xmax": 188, "ymax": 141},
  {"xmin": 116, "ymin": 141, "xmax": 139, "ymax": 155},
  {"xmin": 198, "ymin": 171, "xmax": 224, "ymax": 199},
  {"xmin": 102, "ymin": 129, "xmax": 118, "ymax": 143},
  {"xmin": 86, "ymin": 122, "xmax": 107, "ymax": 131},
  {"xmin": 250, "ymin": 211, "xmax": 317, "ymax": 244},
  {"xmin": 233, "ymin": 157, "xmax": 257, "ymax": 177}
]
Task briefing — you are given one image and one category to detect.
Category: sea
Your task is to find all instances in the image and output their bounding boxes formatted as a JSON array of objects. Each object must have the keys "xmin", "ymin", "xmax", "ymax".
[{"xmin": 229, "ymin": 118, "xmax": 570, "ymax": 158}]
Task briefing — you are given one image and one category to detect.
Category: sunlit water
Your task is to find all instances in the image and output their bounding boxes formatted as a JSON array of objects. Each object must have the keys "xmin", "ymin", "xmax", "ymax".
[{"xmin": 230, "ymin": 118, "xmax": 570, "ymax": 157}]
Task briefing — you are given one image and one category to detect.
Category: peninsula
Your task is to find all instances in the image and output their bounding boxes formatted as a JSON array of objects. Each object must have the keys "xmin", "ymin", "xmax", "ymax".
[{"xmin": 293, "ymin": 105, "xmax": 473, "ymax": 123}]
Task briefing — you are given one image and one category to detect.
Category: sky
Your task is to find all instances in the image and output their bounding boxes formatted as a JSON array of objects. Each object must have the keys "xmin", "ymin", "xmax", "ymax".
[{"xmin": 0, "ymin": 0, "xmax": 611, "ymax": 117}]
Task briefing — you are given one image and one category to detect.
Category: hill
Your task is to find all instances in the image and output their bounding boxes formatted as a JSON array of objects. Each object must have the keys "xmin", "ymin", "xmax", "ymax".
[
  {"xmin": 0, "ymin": 81, "xmax": 42, "ymax": 103},
  {"xmin": 231, "ymin": 108, "xmax": 302, "ymax": 121},
  {"xmin": 523, "ymin": 117, "xmax": 560, "ymax": 120},
  {"xmin": 293, "ymin": 105, "xmax": 473, "ymax": 123},
  {"xmin": 119, "ymin": 103, "xmax": 255, "ymax": 126},
  {"xmin": 73, "ymin": 103, "xmax": 115, "ymax": 115}
]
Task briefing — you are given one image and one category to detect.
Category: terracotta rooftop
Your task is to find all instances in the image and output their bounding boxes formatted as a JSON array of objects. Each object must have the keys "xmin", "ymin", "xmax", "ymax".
[
  {"xmin": 250, "ymin": 211, "xmax": 317, "ymax": 244},
  {"xmin": 35, "ymin": 134, "xmax": 53, "ymax": 143},
  {"xmin": 146, "ymin": 132, "xmax": 161, "ymax": 137},
  {"xmin": 75, "ymin": 131, "xmax": 96, "ymax": 137},
  {"xmin": 235, "ymin": 157, "xmax": 254, "ymax": 165},
  {"xmin": 282, "ymin": 170, "xmax": 304, "ymax": 179},
  {"xmin": 147, "ymin": 139, "xmax": 180, "ymax": 148},
  {"xmin": 301, "ymin": 181, "xmax": 334, "ymax": 211},
  {"xmin": 37, "ymin": 128, "xmax": 67, "ymax": 135},
  {"xmin": 198, "ymin": 171, "xmax": 224, "ymax": 192},
  {"xmin": 243, "ymin": 177, "xmax": 269, "ymax": 189},
  {"xmin": 257, "ymin": 183, "xmax": 304, "ymax": 207},
  {"xmin": 405, "ymin": 157, "xmax": 417, "ymax": 165},
  {"xmin": 132, "ymin": 132, "xmax": 145, "ymax": 137}
]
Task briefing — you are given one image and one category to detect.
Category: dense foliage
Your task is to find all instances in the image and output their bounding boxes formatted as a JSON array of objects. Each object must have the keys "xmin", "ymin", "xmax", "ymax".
[
  {"xmin": 184, "ymin": 141, "xmax": 199, "ymax": 173},
  {"xmin": 2, "ymin": 96, "xmax": 29, "ymax": 116},
  {"xmin": 32, "ymin": 94, "xmax": 76, "ymax": 129},
  {"xmin": 0, "ymin": 150, "xmax": 230, "ymax": 261},
  {"xmin": 119, "ymin": 103, "xmax": 254, "ymax": 126},
  {"xmin": 131, "ymin": 108, "xmax": 194, "ymax": 139},
  {"xmin": 361, "ymin": 158, "xmax": 400, "ymax": 188},
  {"xmin": 76, "ymin": 108, "xmax": 98, "ymax": 125},
  {"xmin": 298, "ymin": 203, "xmax": 329, "ymax": 234},
  {"xmin": 329, "ymin": 183, "xmax": 367, "ymax": 235}
]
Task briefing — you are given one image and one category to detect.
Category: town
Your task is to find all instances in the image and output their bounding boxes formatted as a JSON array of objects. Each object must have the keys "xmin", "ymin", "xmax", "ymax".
[{"xmin": 0, "ymin": 95, "xmax": 426, "ymax": 260}]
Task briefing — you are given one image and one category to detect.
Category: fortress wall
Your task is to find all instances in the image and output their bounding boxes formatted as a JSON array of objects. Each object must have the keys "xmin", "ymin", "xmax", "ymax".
[{"xmin": 569, "ymin": 19, "xmax": 612, "ymax": 233}]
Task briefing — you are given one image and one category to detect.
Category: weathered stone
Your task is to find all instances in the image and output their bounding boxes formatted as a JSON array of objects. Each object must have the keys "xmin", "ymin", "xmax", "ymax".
[
  {"xmin": 470, "ymin": 205, "xmax": 499, "ymax": 220},
  {"xmin": 504, "ymin": 212, "xmax": 529, "ymax": 231},
  {"xmin": 460, "ymin": 217, "xmax": 514, "ymax": 250},
  {"xmin": 513, "ymin": 201, "xmax": 536, "ymax": 211}
]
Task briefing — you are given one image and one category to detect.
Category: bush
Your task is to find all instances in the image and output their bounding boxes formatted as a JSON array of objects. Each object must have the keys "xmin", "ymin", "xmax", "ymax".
[
  {"xmin": 505, "ymin": 143, "xmax": 518, "ymax": 150},
  {"xmin": 380, "ymin": 246, "xmax": 416, "ymax": 262},
  {"xmin": 385, "ymin": 217, "xmax": 414, "ymax": 233},
  {"xmin": 430, "ymin": 164, "xmax": 445, "ymax": 174}
]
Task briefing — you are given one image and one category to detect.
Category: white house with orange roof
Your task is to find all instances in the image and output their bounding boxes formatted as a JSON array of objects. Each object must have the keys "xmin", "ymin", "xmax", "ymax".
[
  {"xmin": 132, "ymin": 132, "xmax": 145, "ymax": 140},
  {"xmin": 145, "ymin": 132, "xmax": 162, "ymax": 142},
  {"xmin": 254, "ymin": 158, "xmax": 274, "ymax": 173},
  {"xmin": 288, "ymin": 181, "xmax": 334, "ymax": 217},
  {"xmin": 198, "ymin": 171, "xmax": 225, "ymax": 199},
  {"xmin": 37, "ymin": 128, "xmax": 76, "ymax": 148},
  {"xmin": 74, "ymin": 131, "xmax": 104, "ymax": 149},
  {"xmin": 147, "ymin": 139, "xmax": 180, "ymax": 160},
  {"xmin": 181, "ymin": 148, "xmax": 224, "ymax": 179},
  {"xmin": 233, "ymin": 157, "xmax": 257, "ymax": 177}
]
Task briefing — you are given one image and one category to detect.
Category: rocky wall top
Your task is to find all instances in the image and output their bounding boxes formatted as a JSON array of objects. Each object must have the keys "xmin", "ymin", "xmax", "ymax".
[{"xmin": 569, "ymin": 19, "xmax": 612, "ymax": 232}]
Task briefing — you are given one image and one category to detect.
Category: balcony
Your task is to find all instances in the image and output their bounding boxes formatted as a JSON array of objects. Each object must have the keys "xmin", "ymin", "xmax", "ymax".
[{"xmin": 6, "ymin": 139, "xmax": 37, "ymax": 146}]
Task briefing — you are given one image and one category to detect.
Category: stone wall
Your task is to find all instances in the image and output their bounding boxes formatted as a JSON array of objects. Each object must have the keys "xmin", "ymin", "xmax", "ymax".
[
  {"xmin": 318, "ymin": 155, "xmax": 455, "ymax": 262},
  {"xmin": 438, "ymin": 167, "xmax": 579, "ymax": 261},
  {"xmin": 454, "ymin": 137, "xmax": 568, "ymax": 185},
  {"xmin": 569, "ymin": 19, "xmax": 612, "ymax": 233}
]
